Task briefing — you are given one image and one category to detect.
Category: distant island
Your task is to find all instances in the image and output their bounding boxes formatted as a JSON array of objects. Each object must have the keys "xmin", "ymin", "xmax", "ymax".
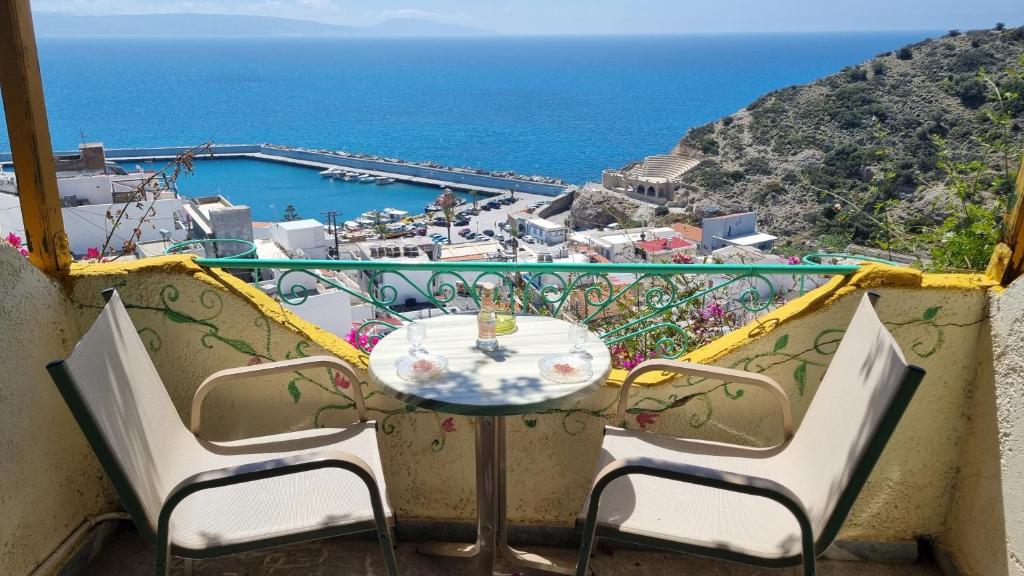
[{"xmin": 31, "ymin": 12, "xmax": 492, "ymax": 38}]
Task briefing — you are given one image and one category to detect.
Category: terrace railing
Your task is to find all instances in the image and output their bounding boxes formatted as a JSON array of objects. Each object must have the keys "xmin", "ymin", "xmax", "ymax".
[{"xmin": 189, "ymin": 251, "xmax": 862, "ymax": 367}]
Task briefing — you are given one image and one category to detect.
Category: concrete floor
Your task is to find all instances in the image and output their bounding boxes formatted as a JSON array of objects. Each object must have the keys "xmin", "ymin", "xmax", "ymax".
[{"xmin": 83, "ymin": 528, "xmax": 943, "ymax": 576}]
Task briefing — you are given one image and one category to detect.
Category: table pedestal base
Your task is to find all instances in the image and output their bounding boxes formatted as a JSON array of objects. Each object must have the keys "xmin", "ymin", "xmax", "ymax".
[{"xmin": 417, "ymin": 415, "xmax": 576, "ymax": 576}]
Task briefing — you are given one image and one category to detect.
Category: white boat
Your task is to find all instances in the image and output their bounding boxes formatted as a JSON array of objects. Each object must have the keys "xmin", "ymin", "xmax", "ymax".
[
  {"xmin": 382, "ymin": 208, "xmax": 408, "ymax": 221},
  {"xmin": 376, "ymin": 177, "xmax": 396, "ymax": 185},
  {"xmin": 320, "ymin": 167, "xmax": 345, "ymax": 178}
]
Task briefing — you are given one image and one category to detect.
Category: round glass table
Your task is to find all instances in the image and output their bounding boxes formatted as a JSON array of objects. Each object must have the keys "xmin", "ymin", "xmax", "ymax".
[{"xmin": 368, "ymin": 314, "xmax": 611, "ymax": 575}]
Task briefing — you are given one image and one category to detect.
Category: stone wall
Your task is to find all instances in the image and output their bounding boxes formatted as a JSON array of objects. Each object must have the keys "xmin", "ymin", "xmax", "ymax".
[
  {"xmin": 942, "ymin": 276, "xmax": 1024, "ymax": 576},
  {"xmin": 0, "ymin": 246, "xmax": 115, "ymax": 576}
]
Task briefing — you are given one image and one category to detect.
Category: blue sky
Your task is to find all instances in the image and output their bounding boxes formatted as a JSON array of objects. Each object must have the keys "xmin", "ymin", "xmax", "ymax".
[{"xmin": 31, "ymin": 0, "xmax": 1023, "ymax": 35}]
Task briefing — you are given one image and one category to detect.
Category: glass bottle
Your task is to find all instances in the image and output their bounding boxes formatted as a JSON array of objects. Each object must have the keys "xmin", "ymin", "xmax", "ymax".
[{"xmin": 476, "ymin": 282, "xmax": 499, "ymax": 351}]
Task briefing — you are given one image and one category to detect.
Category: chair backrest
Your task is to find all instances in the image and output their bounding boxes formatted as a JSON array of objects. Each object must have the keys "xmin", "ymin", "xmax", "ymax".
[
  {"xmin": 47, "ymin": 290, "xmax": 196, "ymax": 540},
  {"xmin": 780, "ymin": 293, "xmax": 924, "ymax": 549}
]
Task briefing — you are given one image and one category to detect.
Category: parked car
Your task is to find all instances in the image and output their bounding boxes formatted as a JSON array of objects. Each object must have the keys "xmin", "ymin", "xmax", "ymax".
[
  {"xmin": 500, "ymin": 197, "xmax": 514, "ymax": 205},
  {"xmin": 465, "ymin": 232, "xmax": 477, "ymax": 240},
  {"xmin": 416, "ymin": 228, "xmax": 427, "ymax": 236},
  {"xmin": 481, "ymin": 205, "xmax": 492, "ymax": 211},
  {"xmin": 482, "ymin": 229, "xmax": 495, "ymax": 237},
  {"xmin": 458, "ymin": 228, "xmax": 471, "ymax": 236},
  {"xmin": 523, "ymin": 236, "xmax": 535, "ymax": 244}
]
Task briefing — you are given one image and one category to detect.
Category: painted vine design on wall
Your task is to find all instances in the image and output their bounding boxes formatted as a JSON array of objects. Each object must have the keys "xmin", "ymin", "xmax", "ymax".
[
  {"xmin": 113, "ymin": 284, "xmax": 456, "ymax": 451},
  {"xmin": 622, "ymin": 306, "xmax": 947, "ymax": 431},
  {"xmin": 104, "ymin": 283, "xmax": 953, "ymax": 450}
]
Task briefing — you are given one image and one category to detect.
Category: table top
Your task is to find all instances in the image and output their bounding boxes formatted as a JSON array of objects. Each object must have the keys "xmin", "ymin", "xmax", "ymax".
[{"xmin": 367, "ymin": 314, "xmax": 611, "ymax": 416}]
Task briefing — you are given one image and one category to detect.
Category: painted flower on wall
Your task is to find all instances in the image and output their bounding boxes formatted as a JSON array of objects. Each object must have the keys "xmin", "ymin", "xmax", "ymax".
[
  {"xmin": 441, "ymin": 417, "xmax": 456, "ymax": 433},
  {"xmin": 333, "ymin": 371, "xmax": 351, "ymax": 389},
  {"xmin": 636, "ymin": 411, "xmax": 658, "ymax": 429}
]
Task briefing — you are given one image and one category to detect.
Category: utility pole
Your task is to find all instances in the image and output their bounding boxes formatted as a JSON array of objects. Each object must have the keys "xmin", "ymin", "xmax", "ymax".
[{"xmin": 321, "ymin": 210, "xmax": 341, "ymax": 259}]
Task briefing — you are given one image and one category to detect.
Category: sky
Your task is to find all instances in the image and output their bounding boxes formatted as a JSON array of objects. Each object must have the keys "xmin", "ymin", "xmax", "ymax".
[{"xmin": 28, "ymin": 0, "xmax": 1024, "ymax": 35}]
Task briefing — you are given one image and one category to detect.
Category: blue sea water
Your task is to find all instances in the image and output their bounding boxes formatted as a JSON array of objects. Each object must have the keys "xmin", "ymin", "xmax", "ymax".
[
  {"xmin": 3, "ymin": 33, "xmax": 934, "ymax": 219},
  {"xmin": 121, "ymin": 157, "xmax": 468, "ymax": 221}
]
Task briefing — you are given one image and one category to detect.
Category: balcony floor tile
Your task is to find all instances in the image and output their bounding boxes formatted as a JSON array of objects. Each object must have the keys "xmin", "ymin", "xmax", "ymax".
[{"xmin": 83, "ymin": 528, "xmax": 942, "ymax": 576}]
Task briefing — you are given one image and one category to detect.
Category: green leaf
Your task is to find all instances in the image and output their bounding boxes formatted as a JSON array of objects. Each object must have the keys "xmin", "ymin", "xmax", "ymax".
[
  {"xmin": 218, "ymin": 337, "xmax": 257, "ymax": 356},
  {"xmin": 524, "ymin": 419, "xmax": 537, "ymax": 428},
  {"xmin": 794, "ymin": 362, "xmax": 807, "ymax": 396},
  {"xmin": 923, "ymin": 307, "xmax": 940, "ymax": 321},
  {"xmin": 773, "ymin": 334, "xmax": 789, "ymax": 353},
  {"xmin": 287, "ymin": 380, "xmax": 301, "ymax": 403}
]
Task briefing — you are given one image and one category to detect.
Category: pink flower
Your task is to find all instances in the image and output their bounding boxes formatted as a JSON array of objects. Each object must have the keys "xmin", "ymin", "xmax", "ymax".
[
  {"xmin": 702, "ymin": 302, "xmax": 725, "ymax": 319},
  {"xmin": 441, "ymin": 417, "xmax": 456, "ymax": 433},
  {"xmin": 334, "ymin": 371, "xmax": 351, "ymax": 389},
  {"xmin": 86, "ymin": 247, "xmax": 101, "ymax": 260},
  {"xmin": 786, "ymin": 256, "xmax": 801, "ymax": 265},
  {"xmin": 636, "ymin": 411, "xmax": 658, "ymax": 429},
  {"xmin": 6, "ymin": 232, "xmax": 21, "ymax": 248},
  {"xmin": 246, "ymin": 357, "xmax": 262, "ymax": 366},
  {"xmin": 19, "ymin": 248, "xmax": 28, "ymax": 257}
]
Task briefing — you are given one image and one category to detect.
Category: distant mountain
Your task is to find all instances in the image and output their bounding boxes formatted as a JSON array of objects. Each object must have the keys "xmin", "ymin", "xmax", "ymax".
[{"xmin": 32, "ymin": 12, "xmax": 491, "ymax": 38}]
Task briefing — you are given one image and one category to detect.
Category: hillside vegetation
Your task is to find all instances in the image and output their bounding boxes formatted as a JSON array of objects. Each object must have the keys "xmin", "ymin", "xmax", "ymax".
[{"xmin": 669, "ymin": 25, "xmax": 1024, "ymax": 267}]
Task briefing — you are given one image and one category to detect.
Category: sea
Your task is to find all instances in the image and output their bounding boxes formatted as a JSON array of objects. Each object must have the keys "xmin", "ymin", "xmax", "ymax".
[{"xmin": 3, "ymin": 33, "xmax": 934, "ymax": 221}]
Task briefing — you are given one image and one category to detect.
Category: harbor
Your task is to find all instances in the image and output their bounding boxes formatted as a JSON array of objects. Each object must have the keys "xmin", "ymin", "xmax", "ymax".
[{"xmin": 0, "ymin": 143, "xmax": 569, "ymax": 198}]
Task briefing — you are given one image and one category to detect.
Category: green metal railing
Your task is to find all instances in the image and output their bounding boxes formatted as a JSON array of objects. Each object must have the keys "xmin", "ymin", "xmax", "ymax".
[{"xmin": 193, "ymin": 254, "xmax": 863, "ymax": 365}]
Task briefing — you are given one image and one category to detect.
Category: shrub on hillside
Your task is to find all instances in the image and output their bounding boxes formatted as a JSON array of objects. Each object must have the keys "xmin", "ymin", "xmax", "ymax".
[
  {"xmin": 654, "ymin": 206, "xmax": 669, "ymax": 217},
  {"xmin": 948, "ymin": 75, "xmax": 988, "ymax": 108},
  {"xmin": 896, "ymin": 47, "xmax": 913, "ymax": 60}
]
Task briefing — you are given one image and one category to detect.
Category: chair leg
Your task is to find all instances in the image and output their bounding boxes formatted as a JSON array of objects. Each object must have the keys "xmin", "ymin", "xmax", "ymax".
[
  {"xmin": 183, "ymin": 558, "xmax": 194, "ymax": 576},
  {"xmin": 378, "ymin": 525, "xmax": 400, "ymax": 576},
  {"xmin": 801, "ymin": 542, "xmax": 816, "ymax": 576},
  {"xmin": 154, "ymin": 539, "xmax": 170, "ymax": 576},
  {"xmin": 574, "ymin": 530, "xmax": 597, "ymax": 576}
]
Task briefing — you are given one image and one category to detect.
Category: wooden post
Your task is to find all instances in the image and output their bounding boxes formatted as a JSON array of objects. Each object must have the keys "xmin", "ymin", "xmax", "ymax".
[
  {"xmin": 0, "ymin": 0, "xmax": 70, "ymax": 274},
  {"xmin": 1003, "ymin": 155, "xmax": 1024, "ymax": 284}
]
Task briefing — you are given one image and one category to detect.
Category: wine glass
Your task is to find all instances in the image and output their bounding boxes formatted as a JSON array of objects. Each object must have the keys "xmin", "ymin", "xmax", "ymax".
[
  {"xmin": 570, "ymin": 322, "xmax": 593, "ymax": 360},
  {"xmin": 407, "ymin": 321, "xmax": 426, "ymax": 356}
]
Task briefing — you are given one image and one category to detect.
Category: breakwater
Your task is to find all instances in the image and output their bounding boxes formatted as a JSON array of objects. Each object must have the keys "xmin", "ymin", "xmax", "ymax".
[{"xmin": 0, "ymin": 144, "xmax": 569, "ymax": 197}]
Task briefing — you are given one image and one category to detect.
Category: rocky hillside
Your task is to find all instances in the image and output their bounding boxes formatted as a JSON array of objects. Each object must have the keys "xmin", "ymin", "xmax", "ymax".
[{"xmin": 667, "ymin": 26, "xmax": 1024, "ymax": 249}]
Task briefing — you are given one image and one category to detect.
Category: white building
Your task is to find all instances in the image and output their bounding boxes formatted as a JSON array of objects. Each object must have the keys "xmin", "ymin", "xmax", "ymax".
[
  {"xmin": 507, "ymin": 211, "xmax": 568, "ymax": 245},
  {"xmin": 0, "ymin": 144, "xmax": 187, "ymax": 256},
  {"xmin": 700, "ymin": 211, "xmax": 777, "ymax": 252},
  {"xmin": 568, "ymin": 226, "xmax": 680, "ymax": 263},
  {"xmin": 269, "ymin": 219, "xmax": 329, "ymax": 259}
]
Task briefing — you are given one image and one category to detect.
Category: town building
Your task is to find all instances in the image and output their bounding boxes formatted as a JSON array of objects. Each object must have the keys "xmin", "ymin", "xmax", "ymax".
[
  {"xmin": 0, "ymin": 142, "xmax": 186, "ymax": 256},
  {"xmin": 634, "ymin": 235, "xmax": 697, "ymax": 262},
  {"xmin": 700, "ymin": 211, "xmax": 777, "ymax": 252},
  {"xmin": 568, "ymin": 226, "xmax": 682, "ymax": 263},
  {"xmin": 179, "ymin": 196, "xmax": 254, "ymax": 258},
  {"xmin": 507, "ymin": 211, "xmax": 568, "ymax": 245}
]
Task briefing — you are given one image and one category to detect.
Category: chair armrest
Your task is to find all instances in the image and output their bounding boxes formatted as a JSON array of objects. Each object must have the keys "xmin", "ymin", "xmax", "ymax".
[
  {"xmin": 156, "ymin": 450, "xmax": 390, "ymax": 552},
  {"xmin": 582, "ymin": 456, "xmax": 814, "ymax": 555},
  {"xmin": 191, "ymin": 355, "xmax": 367, "ymax": 436},
  {"xmin": 616, "ymin": 359, "xmax": 794, "ymax": 442}
]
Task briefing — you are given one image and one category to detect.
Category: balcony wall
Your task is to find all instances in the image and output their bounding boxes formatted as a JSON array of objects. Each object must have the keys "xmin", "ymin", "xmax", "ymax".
[
  {"xmin": 0, "ymin": 246, "xmax": 115, "ymax": 576},
  {"xmin": 2, "ymin": 247, "xmax": 1014, "ymax": 575},
  {"xmin": 941, "ymin": 275, "xmax": 1024, "ymax": 576}
]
